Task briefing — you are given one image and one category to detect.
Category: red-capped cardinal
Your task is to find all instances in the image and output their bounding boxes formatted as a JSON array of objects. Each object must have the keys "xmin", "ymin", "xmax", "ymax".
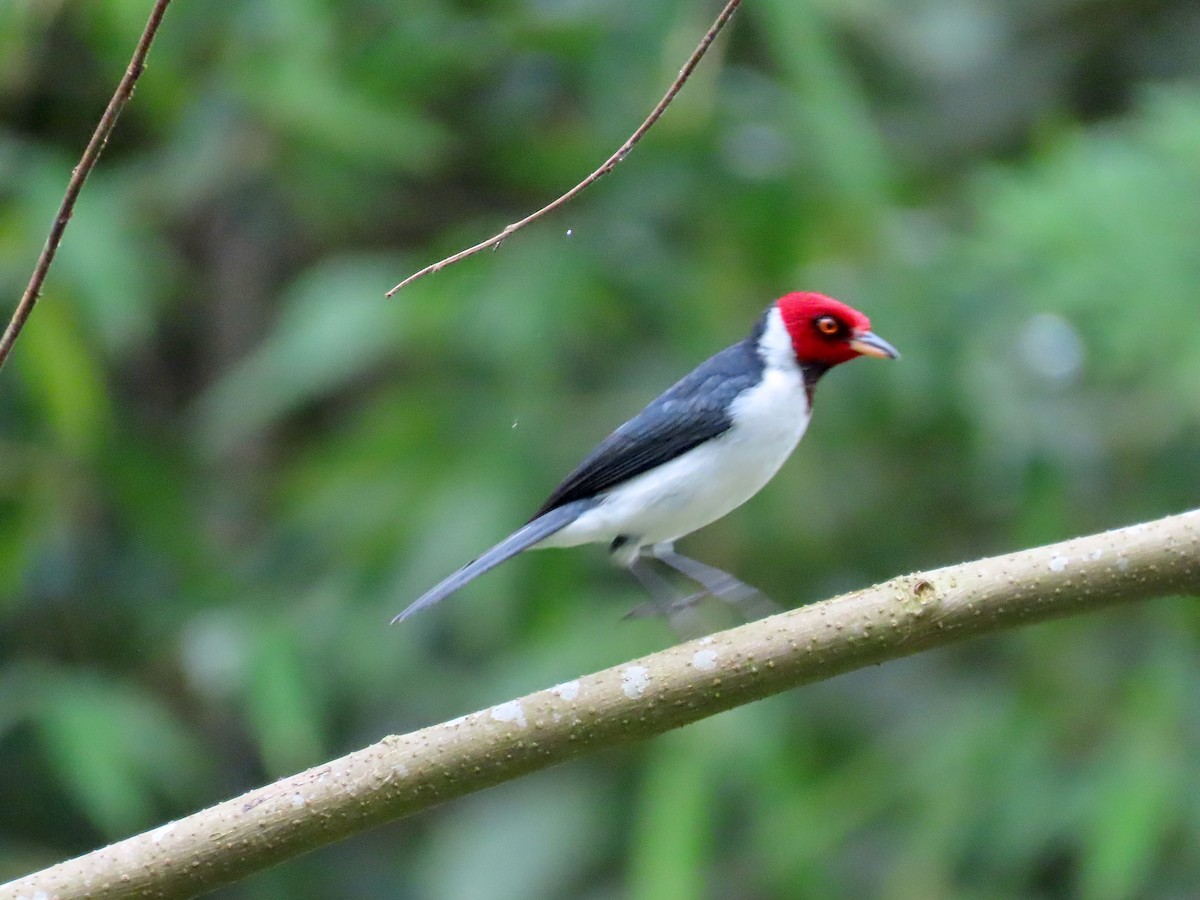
[{"xmin": 395, "ymin": 292, "xmax": 898, "ymax": 624}]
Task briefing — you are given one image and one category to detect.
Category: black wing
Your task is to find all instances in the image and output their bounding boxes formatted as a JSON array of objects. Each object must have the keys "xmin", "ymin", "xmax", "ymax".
[{"xmin": 530, "ymin": 337, "xmax": 764, "ymax": 520}]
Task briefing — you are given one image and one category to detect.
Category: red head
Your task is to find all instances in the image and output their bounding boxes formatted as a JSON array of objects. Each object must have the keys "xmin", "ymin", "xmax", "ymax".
[{"xmin": 776, "ymin": 292, "xmax": 898, "ymax": 368}]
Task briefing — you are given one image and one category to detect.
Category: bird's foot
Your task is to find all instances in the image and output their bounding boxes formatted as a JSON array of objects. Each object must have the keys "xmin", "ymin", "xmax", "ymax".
[
  {"xmin": 622, "ymin": 590, "xmax": 716, "ymax": 641},
  {"xmin": 624, "ymin": 548, "xmax": 782, "ymax": 640},
  {"xmin": 622, "ymin": 589, "xmax": 708, "ymax": 620},
  {"xmin": 649, "ymin": 543, "xmax": 782, "ymax": 621}
]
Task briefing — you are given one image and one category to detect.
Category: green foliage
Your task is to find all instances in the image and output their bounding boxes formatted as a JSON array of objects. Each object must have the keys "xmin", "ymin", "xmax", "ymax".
[{"xmin": 2, "ymin": 0, "xmax": 1199, "ymax": 896}]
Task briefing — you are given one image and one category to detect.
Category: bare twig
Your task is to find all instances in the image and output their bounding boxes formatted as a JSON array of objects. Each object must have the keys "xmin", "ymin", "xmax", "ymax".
[
  {"xmin": 0, "ymin": 0, "xmax": 174, "ymax": 373},
  {"xmin": 5, "ymin": 510, "xmax": 1198, "ymax": 899},
  {"xmin": 385, "ymin": 0, "xmax": 743, "ymax": 297}
]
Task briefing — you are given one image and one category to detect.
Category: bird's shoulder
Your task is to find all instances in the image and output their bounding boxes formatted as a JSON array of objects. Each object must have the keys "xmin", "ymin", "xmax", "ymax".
[{"xmin": 530, "ymin": 339, "xmax": 764, "ymax": 519}]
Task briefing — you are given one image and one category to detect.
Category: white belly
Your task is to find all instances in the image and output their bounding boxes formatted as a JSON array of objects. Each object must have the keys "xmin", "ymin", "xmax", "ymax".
[{"xmin": 539, "ymin": 365, "xmax": 811, "ymax": 551}]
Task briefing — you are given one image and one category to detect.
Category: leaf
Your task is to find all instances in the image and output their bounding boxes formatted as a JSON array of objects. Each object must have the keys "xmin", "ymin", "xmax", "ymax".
[
  {"xmin": 35, "ymin": 671, "xmax": 208, "ymax": 838},
  {"xmin": 243, "ymin": 623, "xmax": 325, "ymax": 777},
  {"xmin": 195, "ymin": 254, "xmax": 404, "ymax": 454},
  {"xmin": 15, "ymin": 297, "xmax": 112, "ymax": 456}
]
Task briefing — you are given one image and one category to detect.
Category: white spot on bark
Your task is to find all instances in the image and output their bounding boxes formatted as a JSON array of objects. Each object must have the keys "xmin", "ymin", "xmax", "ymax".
[
  {"xmin": 290, "ymin": 792, "xmax": 306, "ymax": 809},
  {"xmin": 1049, "ymin": 554, "xmax": 1069, "ymax": 573},
  {"xmin": 1089, "ymin": 548, "xmax": 1104, "ymax": 561},
  {"xmin": 698, "ymin": 635, "xmax": 714, "ymax": 645},
  {"xmin": 692, "ymin": 649, "xmax": 719, "ymax": 671},
  {"xmin": 1117, "ymin": 556, "xmax": 1130, "ymax": 572},
  {"xmin": 150, "ymin": 822, "xmax": 176, "ymax": 844},
  {"xmin": 393, "ymin": 763, "xmax": 409, "ymax": 779},
  {"xmin": 491, "ymin": 700, "xmax": 528, "ymax": 728},
  {"xmin": 621, "ymin": 666, "xmax": 650, "ymax": 698},
  {"xmin": 551, "ymin": 680, "xmax": 580, "ymax": 701}
]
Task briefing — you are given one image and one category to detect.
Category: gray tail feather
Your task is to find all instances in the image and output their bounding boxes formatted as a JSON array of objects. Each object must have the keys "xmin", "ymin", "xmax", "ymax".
[{"xmin": 391, "ymin": 500, "xmax": 591, "ymax": 624}]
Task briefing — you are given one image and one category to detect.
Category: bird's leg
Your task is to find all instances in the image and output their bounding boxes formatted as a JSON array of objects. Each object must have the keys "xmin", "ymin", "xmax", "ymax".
[
  {"xmin": 617, "ymin": 533, "xmax": 706, "ymax": 628},
  {"xmin": 623, "ymin": 555, "xmax": 714, "ymax": 640},
  {"xmin": 624, "ymin": 555, "xmax": 704, "ymax": 618},
  {"xmin": 613, "ymin": 538, "xmax": 722, "ymax": 639},
  {"xmin": 612, "ymin": 536, "xmax": 678, "ymax": 616},
  {"xmin": 649, "ymin": 542, "xmax": 781, "ymax": 620}
]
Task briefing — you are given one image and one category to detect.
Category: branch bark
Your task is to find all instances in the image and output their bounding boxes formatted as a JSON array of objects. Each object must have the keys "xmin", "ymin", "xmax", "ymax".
[
  {"xmin": 0, "ymin": 0, "xmax": 174, "ymax": 373},
  {"xmin": 384, "ymin": 0, "xmax": 743, "ymax": 297},
  {"xmin": 5, "ymin": 510, "xmax": 1198, "ymax": 900}
]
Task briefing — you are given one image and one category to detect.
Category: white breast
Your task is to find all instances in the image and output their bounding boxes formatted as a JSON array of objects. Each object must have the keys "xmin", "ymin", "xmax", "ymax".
[{"xmin": 542, "ymin": 307, "xmax": 810, "ymax": 552}]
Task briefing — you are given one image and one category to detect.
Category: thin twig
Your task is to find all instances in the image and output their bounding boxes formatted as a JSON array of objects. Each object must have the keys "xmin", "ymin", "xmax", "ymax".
[
  {"xmin": 386, "ymin": 0, "xmax": 743, "ymax": 297},
  {"xmin": 0, "ymin": 0, "xmax": 174, "ymax": 373}
]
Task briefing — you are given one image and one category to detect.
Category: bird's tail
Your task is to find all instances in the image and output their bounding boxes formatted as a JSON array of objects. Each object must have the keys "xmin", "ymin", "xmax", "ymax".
[{"xmin": 392, "ymin": 500, "xmax": 592, "ymax": 624}]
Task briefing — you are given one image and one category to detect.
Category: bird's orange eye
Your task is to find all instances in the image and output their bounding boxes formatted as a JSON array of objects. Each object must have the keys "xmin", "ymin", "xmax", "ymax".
[{"xmin": 816, "ymin": 316, "xmax": 841, "ymax": 336}]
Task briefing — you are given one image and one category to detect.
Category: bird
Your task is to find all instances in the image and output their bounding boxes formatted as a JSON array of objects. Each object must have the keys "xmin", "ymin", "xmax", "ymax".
[{"xmin": 394, "ymin": 292, "xmax": 898, "ymax": 626}]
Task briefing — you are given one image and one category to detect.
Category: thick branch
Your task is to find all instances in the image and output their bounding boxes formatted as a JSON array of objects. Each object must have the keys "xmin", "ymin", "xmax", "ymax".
[
  {"xmin": 384, "ymin": 0, "xmax": 742, "ymax": 297},
  {"xmin": 0, "ymin": 0, "xmax": 174, "ymax": 373},
  {"xmin": 5, "ymin": 510, "xmax": 1198, "ymax": 900}
]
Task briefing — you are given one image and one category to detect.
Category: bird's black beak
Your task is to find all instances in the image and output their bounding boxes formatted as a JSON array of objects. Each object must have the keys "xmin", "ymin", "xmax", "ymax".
[{"xmin": 849, "ymin": 330, "xmax": 900, "ymax": 360}]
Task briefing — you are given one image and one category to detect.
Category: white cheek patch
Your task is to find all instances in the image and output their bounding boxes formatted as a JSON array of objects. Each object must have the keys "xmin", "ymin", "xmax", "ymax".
[{"xmin": 759, "ymin": 306, "xmax": 800, "ymax": 370}]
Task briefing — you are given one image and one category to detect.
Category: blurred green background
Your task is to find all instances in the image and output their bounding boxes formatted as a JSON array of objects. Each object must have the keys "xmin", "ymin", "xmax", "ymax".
[{"xmin": 2, "ymin": 0, "xmax": 1200, "ymax": 896}]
